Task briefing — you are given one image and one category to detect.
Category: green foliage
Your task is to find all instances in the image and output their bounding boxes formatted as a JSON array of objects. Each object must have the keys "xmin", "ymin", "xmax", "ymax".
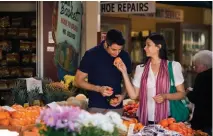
[{"xmin": 78, "ymin": 126, "xmax": 119, "ymax": 136}]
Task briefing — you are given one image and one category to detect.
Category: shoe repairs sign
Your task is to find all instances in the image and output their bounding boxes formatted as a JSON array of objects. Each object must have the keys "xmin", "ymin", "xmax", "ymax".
[{"xmin": 101, "ymin": 1, "xmax": 156, "ymax": 14}]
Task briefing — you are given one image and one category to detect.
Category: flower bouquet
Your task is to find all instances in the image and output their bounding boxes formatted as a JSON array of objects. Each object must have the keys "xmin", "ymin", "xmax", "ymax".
[{"xmin": 37, "ymin": 106, "xmax": 127, "ymax": 136}]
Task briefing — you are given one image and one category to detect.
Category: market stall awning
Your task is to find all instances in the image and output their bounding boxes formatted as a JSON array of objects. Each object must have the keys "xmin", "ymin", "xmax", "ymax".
[{"xmin": 157, "ymin": 1, "xmax": 212, "ymax": 9}]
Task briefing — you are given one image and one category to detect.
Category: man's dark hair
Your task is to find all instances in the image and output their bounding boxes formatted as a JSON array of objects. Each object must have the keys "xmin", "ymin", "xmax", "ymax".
[{"xmin": 105, "ymin": 29, "xmax": 125, "ymax": 46}]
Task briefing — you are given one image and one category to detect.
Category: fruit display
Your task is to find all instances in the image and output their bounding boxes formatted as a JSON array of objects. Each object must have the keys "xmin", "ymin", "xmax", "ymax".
[
  {"xmin": 159, "ymin": 118, "xmax": 193, "ymax": 136},
  {"xmin": 122, "ymin": 118, "xmax": 144, "ymax": 133},
  {"xmin": 56, "ymin": 94, "xmax": 88, "ymax": 110},
  {"xmin": 0, "ymin": 104, "xmax": 42, "ymax": 127},
  {"xmin": 158, "ymin": 118, "xmax": 208, "ymax": 136},
  {"xmin": 123, "ymin": 100, "xmax": 139, "ymax": 118}
]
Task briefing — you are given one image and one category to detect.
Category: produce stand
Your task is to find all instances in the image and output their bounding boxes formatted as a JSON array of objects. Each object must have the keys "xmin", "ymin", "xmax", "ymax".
[{"xmin": 0, "ymin": 75, "xmax": 209, "ymax": 136}]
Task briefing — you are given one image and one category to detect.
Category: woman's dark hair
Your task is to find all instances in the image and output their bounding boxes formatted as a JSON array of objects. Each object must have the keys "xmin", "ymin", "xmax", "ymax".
[
  {"xmin": 105, "ymin": 29, "xmax": 125, "ymax": 46},
  {"xmin": 142, "ymin": 33, "xmax": 168, "ymax": 66}
]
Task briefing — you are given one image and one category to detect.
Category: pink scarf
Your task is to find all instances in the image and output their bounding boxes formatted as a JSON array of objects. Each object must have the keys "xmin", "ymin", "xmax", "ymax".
[{"xmin": 138, "ymin": 59, "xmax": 170, "ymax": 125}]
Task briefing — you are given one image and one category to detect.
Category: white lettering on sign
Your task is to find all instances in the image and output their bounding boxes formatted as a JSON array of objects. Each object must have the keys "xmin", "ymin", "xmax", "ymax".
[
  {"xmin": 136, "ymin": 7, "xmax": 184, "ymax": 22},
  {"xmin": 101, "ymin": 1, "xmax": 155, "ymax": 14},
  {"xmin": 156, "ymin": 8, "xmax": 183, "ymax": 21}
]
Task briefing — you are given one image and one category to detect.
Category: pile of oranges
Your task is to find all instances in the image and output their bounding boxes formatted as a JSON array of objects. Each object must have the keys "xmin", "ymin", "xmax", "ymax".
[
  {"xmin": 0, "ymin": 104, "xmax": 41, "ymax": 127},
  {"xmin": 159, "ymin": 118, "xmax": 193, "ymax": 136}
]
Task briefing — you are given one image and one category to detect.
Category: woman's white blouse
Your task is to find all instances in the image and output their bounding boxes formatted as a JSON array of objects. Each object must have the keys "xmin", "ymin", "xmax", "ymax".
[{"xmin": 132, "ymin": 61, "xmax": 184, "ymax": 121}]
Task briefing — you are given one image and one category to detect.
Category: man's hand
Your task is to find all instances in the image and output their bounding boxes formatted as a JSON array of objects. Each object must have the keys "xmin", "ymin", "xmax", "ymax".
[
  {"xmin": 110, "ymin": 94, "xmax": 125, "ymax": 107},
  {"xmin": 98, "ymin": 86, "xmax": 113, "ymax": 97}
]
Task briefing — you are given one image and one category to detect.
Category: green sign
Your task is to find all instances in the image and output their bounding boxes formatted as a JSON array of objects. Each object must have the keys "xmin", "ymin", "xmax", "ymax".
[{"xmin": 52, "ymin": 1, "xmax": 82, "ymax": 79}]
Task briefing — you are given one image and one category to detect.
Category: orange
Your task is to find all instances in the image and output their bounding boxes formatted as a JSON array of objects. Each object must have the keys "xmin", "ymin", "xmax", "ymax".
[
  {"xmin": 159, "ymin": 119, "xmax": 169, "ymax": 127},
  {"xmin": 169, "ymin": 123, "xmax": 178, "ymax": 131},
  {"xmin": 0, "ymin": 112, "xmax": 7, "ymax": 120},
  {"xmin": 12, "ymin": 104, "xmax": 23, "ymax": 110},
  {"xmin": 187, "ymin": 127, "xmax": 193, "ymax": 134},
  {"xmin": 5, "ymin": 112, "xmax": 10, "ymax": 119},
  {"xmin": 0, "ymin": 119, "xmax": 9, "ymax": 126},
  {"xmin": 167, "ymin": 118, "xmax": 176, "ymax": 124},
  {"xmin": 178, "ymin": 122, "xmax": 186, "ymax": 127},
  {"xmin": 176, "ymin": 127, "xmax": 183, "ymax": 134},
  {"xmin": 113, "ymin": 57, "xmax": 122, "ymax": 66},
  {"xmin": 25, "ymin": 111, "xmax": 32, "ymax": 117},
  {"xmin": 18, "ymin": 118, "xmax": 26, "ymax": 126},
  {"xmin": 10, "ymin": 118, "xmax": 21, "ymax": 126},
  {"xmin": 11, "ymin": 111, "xmax": 24, "ymax": 118},
  {"xmin": 25, "ymin": 117, "xmax": 32, "ymax": 125}
]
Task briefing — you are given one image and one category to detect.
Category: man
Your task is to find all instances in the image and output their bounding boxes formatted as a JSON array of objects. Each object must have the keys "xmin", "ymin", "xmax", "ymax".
[
  {"xmin": 75, "ymin": 29, "xmax": 132, "ymax": 115},
  {"xmin": 187, "ymin": 50, "xmax": 212, "ymax": 135}
]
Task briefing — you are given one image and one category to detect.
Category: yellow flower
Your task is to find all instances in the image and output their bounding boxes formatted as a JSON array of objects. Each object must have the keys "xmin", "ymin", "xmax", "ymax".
[{"xmin": 64, "ymin": 75, "xmax": 75, "ymax": 85}]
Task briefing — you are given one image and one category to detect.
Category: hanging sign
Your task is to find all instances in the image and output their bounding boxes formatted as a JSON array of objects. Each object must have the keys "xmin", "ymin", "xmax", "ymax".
[
  {"xmin": 101, "ymin": 1, "xmax": 156, "ymax": 14},
  {"xmin": 155, "ymin": 8, "xmax": 184, "ymax": 21},
  {"xmin": 138, "ymin": 8, "xmax": 184, "ymax": 22},
  {"xmin": 52, "ymin": 1, "xmax": 83, "ymax": 80}
]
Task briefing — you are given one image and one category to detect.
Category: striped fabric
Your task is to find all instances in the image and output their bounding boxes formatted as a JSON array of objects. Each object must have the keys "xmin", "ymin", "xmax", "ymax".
[{"xmin": 138, "ymin": 59, "xmax": 170, "ymax": 125}]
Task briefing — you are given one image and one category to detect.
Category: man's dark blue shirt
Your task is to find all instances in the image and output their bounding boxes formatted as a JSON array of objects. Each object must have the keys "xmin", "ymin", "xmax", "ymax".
[{"xmin": 79, "ymin": 41, "xmax": 132, "ymax": 109}]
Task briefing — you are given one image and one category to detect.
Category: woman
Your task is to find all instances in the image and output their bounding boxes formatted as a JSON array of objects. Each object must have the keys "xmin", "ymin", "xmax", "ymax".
[
  {"xmin": 115, "ymin": 33, "xmax": 186, "ymax": 125},
  {"xmin": 187, "ymin": 50, "xmax": 212, "ymax": 135}
]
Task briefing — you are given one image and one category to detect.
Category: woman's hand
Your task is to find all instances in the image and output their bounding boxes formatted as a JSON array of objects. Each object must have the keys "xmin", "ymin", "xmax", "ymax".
[
  {"xmin": 114, "ymin": 59, "xmax": 127, "ymax": 75},
  {"xmin": 153, "ymin": 94, "xmax": 167, "ymax": 104}
]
